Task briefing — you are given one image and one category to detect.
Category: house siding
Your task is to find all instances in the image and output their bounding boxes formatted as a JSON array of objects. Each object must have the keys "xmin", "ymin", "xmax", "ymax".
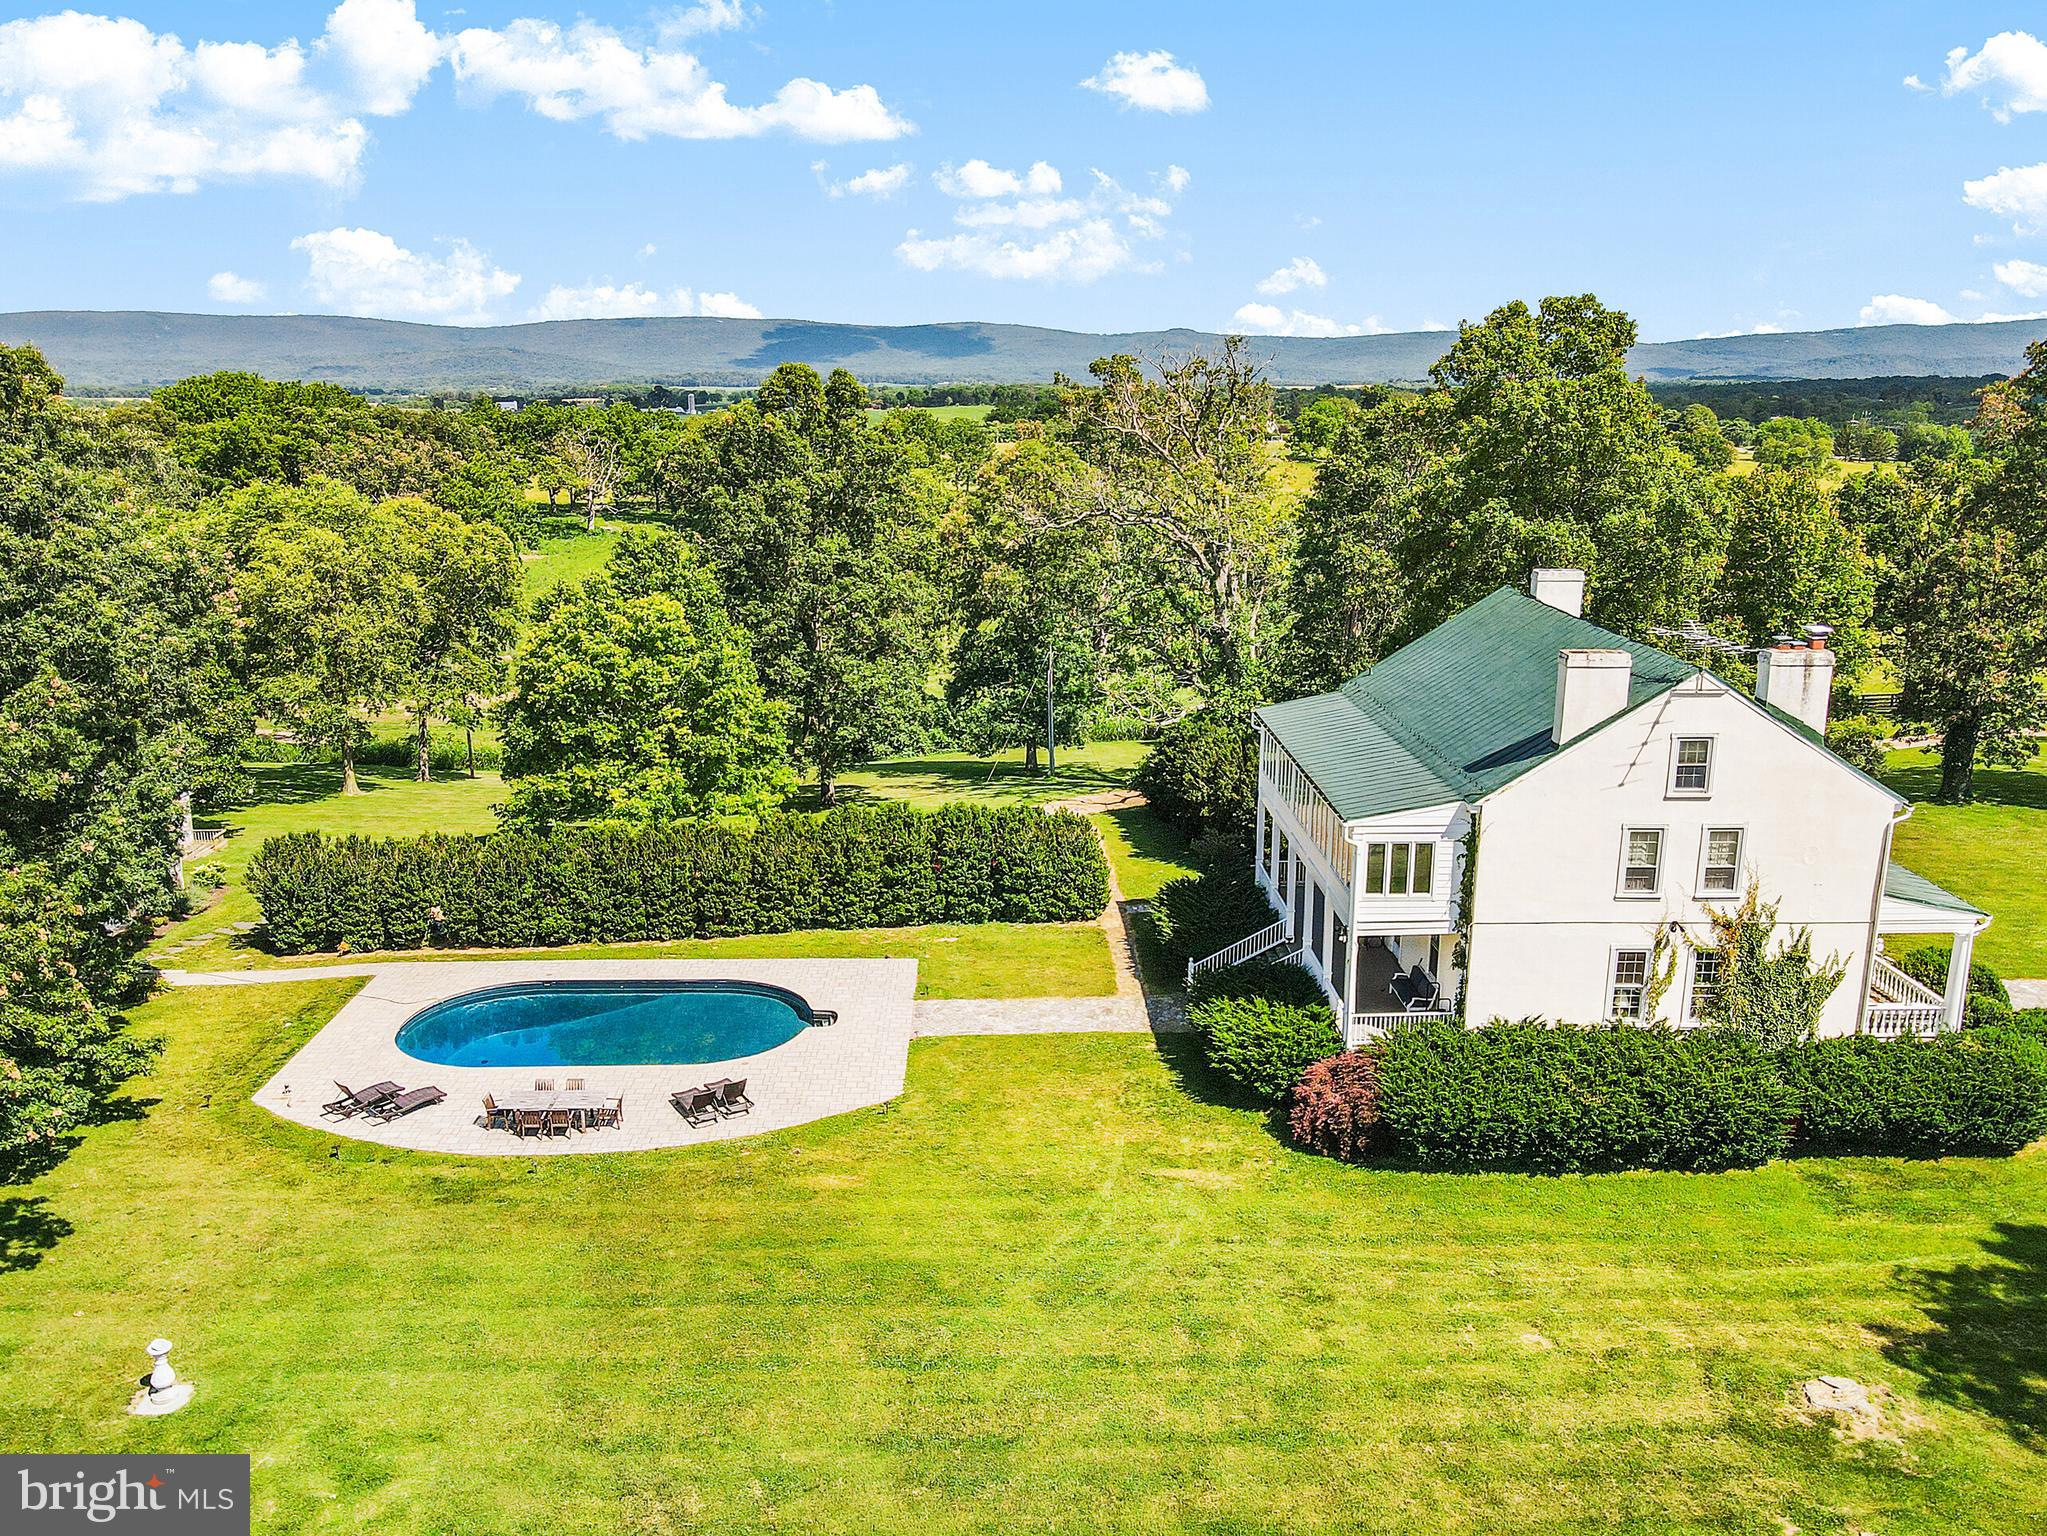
[{"xmin": 1463, "ymin": 674, "xmax": 1897, "ymax": 1037}]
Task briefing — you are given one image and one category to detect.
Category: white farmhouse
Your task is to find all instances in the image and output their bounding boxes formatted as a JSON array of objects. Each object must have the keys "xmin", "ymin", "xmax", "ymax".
[{"xmin": 1219, "ymin": 569, "xmax": 1988, "ymax": 1048}]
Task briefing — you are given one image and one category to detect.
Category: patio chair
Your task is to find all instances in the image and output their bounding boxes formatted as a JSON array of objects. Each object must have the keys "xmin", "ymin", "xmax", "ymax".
[
  {"xmin": 366, "ymin": 1085, "xmax": 446, "ymax": 1121},
  {"xmin": 545, "ymin": 1109, "xmax": 572, "ymax": 1137},
  {"xmin": 587, "ymin": 1096, "xmax": 621, "ymax": 1129},
  {"xmin": 322, "ymin": 1080, "xmax": 400, "ymax": 1119},
  {"xmin": 564, "ymin": 1077, "xmax": 584, "ymax": 1091},
  {"xmin": 481, "ymin": 1092, "xmax": 505, "ymax": 1129},
  {"xmin": 1389, "ymin": 965, "xmax": 1439, "ymax": 1013},
  {"xmin": 515, "ymin": 1108, "xmax": 546, "ymax": 1139},
  {"xmin": 712, "ymin": 1078, "xmax": 754, "ymax": 1117},
  {"xmin": 534, "ymin": 1078, "xmax": 555, "ymax": 1092},
  {"xmin": 671, "ymin": 1087, "xmax": 722, "ymax": 1127}
]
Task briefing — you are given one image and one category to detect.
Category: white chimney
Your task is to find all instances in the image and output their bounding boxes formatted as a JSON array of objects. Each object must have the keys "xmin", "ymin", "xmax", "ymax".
[
  {"xmin": 1553, "ymin": 648, "xmax": 1634, "ymax": 746},
  {"xmin": 1531, "ymin": 567, "xmax": 1586, "ymax": 617},
  {"xmin": 1756, "ymin": 624, "xmax": 1836, "ymax": 736}
]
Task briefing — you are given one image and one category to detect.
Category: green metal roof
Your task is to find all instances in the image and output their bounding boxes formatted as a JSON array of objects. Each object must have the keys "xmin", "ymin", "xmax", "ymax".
[
  {"xmin": 1884, "ymin": 861, "xmax": 1988, "ymax": 919},
  {"xmin": 1258, "ymin": 586, "xmax": 1696, "ymax": 822}
]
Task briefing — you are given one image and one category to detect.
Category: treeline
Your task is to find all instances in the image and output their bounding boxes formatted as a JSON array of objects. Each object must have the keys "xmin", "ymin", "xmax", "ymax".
[{"xmin": 1648, "ymin": 375, "xmax": 2002, "ymax": 431}]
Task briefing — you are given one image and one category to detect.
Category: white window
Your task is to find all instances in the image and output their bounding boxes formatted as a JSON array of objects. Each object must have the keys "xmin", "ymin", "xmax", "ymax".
[
  {"xmin": 1687, "ymin": 950, "xmax": 1723, "ymax": 1023},
  {"xmin": 1619, "ymin": 827, "xmax": 1664, "ymax": 896},
  {"xmin": 1699, "ymin": 827, "xmax": 1743, "ymax": 895},
  {"xmin": 1669, "ymin": 736, "xmax": 1714, "ymax": 795},
  {"xmin": 1609, "ymin": 948, "xmax": 1651, "ymax": 1020},
  {"xmin": 1360, "ymin": 840, "xmax": 1436, "ymax": 897}
]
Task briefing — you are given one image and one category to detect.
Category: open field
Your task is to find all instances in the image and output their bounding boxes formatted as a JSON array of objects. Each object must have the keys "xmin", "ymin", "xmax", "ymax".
[
  {"xmin": 1884, "ymin": 745, "xmax": 2047, "ymax": 976},
  {"xmin": 866, "ymin": 403, "xmax": 995, "ymax": 422},
  {"xmin": 519, "ymin": 527, "xmax": 621, "ymax": 597},
  {"xmin": 2, "ymin": 979, "xmax": 2043, "ymax": 1534},
  {"xmin": 830, "ymin": 741, "xmax": 1148, "ymax": 807}
]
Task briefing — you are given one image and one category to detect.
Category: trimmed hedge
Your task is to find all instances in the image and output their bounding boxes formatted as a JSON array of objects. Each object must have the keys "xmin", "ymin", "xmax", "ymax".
[
  {"xmin": 1187, "ymin": 956, "xmax": 1327, "ymax": 1012},
  {"xmin": 1373, "ymin": 1018, "xmax": 1796, "ymax": 1173},
  {"xmin": 248, "ymin": 802, "xmax": 1109, "ymax": 954},
  {"xmin": 1288, "ymin": 1050, "xmax": 1384, "ymax": 1161},
  {"xmin": 1777, "ymin": 1031, "xmax": 2047, "ymax": 1156},
  {"xmin": 1195, "ymin": 994, "xmax": 1343, "ymax": 1102},
  {"xmin": 1149, "ymin": 866, "xmax": 1275, "ymax": 969},
  {"xmin": 1131, "ymin": 711, "xmax": 1256, "ymax": 840}
]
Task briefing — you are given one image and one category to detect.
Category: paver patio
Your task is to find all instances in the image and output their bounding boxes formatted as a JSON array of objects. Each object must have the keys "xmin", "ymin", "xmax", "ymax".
[{"xmin": 237, "ymin": 957, "xmax": 919, "ymax": 1156}]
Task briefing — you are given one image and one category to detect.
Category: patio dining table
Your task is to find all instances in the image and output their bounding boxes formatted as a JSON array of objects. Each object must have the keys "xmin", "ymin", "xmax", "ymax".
[{"xmin": 491, "ymin": 1089, "xmax": 621, "ymax": 1131}]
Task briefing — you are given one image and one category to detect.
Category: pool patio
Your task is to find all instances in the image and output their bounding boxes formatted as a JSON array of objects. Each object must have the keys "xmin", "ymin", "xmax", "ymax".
[{"xmin": 247, "ymin": 958, "xmax": 920, "ymax": 1156}]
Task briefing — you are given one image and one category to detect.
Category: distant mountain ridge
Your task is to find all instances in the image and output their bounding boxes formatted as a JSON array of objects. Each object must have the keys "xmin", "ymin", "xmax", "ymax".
[{"xmin": 4, "ymin": 309, "xmax": 2045, "ymax": 394}]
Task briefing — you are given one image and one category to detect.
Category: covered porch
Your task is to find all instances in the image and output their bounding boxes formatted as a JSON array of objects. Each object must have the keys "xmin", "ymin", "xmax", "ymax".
[{"xmin": 1865, "ymin": 862, "xmax": 1992, "ymax": 1037}]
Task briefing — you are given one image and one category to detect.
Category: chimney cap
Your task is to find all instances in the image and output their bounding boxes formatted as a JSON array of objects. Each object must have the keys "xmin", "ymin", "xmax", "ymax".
[{"xmin": 1802, "ymin": 622, "xmax": 1834, "ymax": 650}]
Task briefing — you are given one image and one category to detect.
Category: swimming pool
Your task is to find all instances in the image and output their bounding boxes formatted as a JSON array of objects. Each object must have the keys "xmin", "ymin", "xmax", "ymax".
[{"xmin": 395, "ymin": 980, "xmax": 816, "ymax": 1067}]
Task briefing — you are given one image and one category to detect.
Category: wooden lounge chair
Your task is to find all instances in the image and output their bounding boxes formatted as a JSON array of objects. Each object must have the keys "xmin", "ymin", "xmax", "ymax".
[
  {"xmin": 712, "ymin": 1078, "xmax": 754, "ymax": 1117},
  {"xmin": 671, "ymin": 1087, "xmax": 722, "ymax": 1127},
  {"xmin": 366, "ymin": 1085, "xmax": 446, "ymax": 1121},
  {"xmin": 322, "ymin": 1080, "xmax": 400, "ymax": 1119}
]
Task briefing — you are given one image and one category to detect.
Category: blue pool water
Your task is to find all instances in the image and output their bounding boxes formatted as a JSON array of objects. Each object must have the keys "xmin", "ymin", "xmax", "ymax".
[{"xmin": 395, "ymin": 980, "xmax": 814, "ymax": 1067}]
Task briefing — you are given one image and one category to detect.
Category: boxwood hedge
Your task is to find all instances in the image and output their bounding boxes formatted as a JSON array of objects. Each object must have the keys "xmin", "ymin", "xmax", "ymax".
[
  {"xmin": 1777, "ymin": 1030, "xmax": 2047, "ymax": 1156},
  {"xmin": 248, "ymin": 801, "xmax": 1109, "ymax": 954},
  {"xmin": 1372, "ymin": 1018, "xmax": 1797, "ymax": 1173}
]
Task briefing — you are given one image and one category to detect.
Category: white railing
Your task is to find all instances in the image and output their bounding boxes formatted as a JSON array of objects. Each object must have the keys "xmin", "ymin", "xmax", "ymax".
[
  {"xmin": 1346, "ymin": 1008, "xmax": 1454, "ymax": 1047},
  {"xmin": 1187, "ymin": 920, "xmax": 1290, "ymax": 982},
  {"xmin": 1870, "ymin": 952, "xmax": 1943, "ymax": 1009},
  {"xmin": 1864, "ymin": 1003, "xmax": 1950, "ymax": 1038}
]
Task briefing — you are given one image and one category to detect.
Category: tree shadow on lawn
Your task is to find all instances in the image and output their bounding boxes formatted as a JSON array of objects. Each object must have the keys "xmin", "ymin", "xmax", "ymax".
[
  {"xmin": 1883, "ymin": 754, "xmax": 2047, "ymax": 810},
  {"xmin": 817, "ymin": 754, "xmax": 1134, "ymax": 806},
  {"xmin": 0, "ymin": 1197, "xmax": 74, "ymax": 1274},
  {"xmin": 1877, "ymin": 1220, "xmax": 2047, "ymax": 1446}
]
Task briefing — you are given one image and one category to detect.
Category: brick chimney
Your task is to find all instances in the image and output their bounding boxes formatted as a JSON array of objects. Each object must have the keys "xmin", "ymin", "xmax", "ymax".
[
  {"xmin": 1553, "ymin": 648, "xmax": 1633, "ymax": 746},
  {"xmin": 1755, "ymin": 624, "xmax": 1836, "ymax": 736},
  {"xmin": 1530, "ymin": 567, "xmax": 1586, "ymax": 617}
]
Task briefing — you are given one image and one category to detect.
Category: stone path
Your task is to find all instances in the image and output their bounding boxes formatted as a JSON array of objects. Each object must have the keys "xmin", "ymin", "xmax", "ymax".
[{"xmin": 2010, "ymin": 980, "xmax": 2047, "ymax": 1009}]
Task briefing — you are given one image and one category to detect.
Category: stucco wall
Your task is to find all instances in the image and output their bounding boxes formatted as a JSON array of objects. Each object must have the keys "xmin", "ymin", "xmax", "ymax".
[{"xmin": 1463, "ymin": 674, "xmax": 1898, "ymax": 1037}]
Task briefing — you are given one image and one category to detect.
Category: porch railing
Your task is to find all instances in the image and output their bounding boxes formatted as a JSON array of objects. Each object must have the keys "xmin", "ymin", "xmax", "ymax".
[
  {"xmin": 1864, "ymin": 1003, "xmax": 1950, "ymax": 1038},
  {"xmin": 1870, "ymin": 952, "xmax": 1943, "ymax": 1009},
  {"xmin": 1187, "ymin": 920, "xmax": 1290, "ymax": 983},
  {"xmin": 1346, "ymin": 1009, "xmax": 1454, "ymax": 1047}
]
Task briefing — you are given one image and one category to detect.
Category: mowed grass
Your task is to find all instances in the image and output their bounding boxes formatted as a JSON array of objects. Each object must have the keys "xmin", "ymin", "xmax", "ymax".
[
  {"xmin": 831, "ymin": 740, "xmax": 1149, "ymax": 807},
  {"xmin": 3, "ymin": 980, "xmax": 2045, "ymax": 1534},
  {"xmin": 1885, "ymin": 744, "xmax": 2047, "ymax": 977},
  {"xmin": 519, "ymin": 527, "xmax": 620, "ymax": 597}
]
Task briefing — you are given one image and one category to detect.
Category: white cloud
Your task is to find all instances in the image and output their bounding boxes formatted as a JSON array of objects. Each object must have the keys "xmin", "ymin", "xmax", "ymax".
[
  {"xmin": 1230, "ymin": 301, "xmax": 1387, "ymax": 337},
  {"xmin": 1858, "ymin": 294, "xmax": 1960, "ymax": 326},
  {"xmin": 1941, "ymin": 31, "xmax": 2047, "ymax": 120},
  {"xmin": 1978, "ymin": 307, "xmax": 2047, "ymax": 323},
  {"xmin": 447, "ymin": 19, "xmax": 910, "ymax": 141},
  {"xmin": 933, "ymin": 158, "xmax": 1060, "ymax": 199},
  {"xmin": 1903, "ymin": 73, "xmax": 1929, "ymax": 92},
  {"xmin": 695, "ymin": 289, "xmax": 760, "ymax": 318},
  {"xmin": 1995, "ymin": 258, "xmax": 2047, "ymax": 296},
  {"xmin": 815, "ymin": 159, "xmax": 912, "ymax": 198},
  {"xmin": 0, "ymin": 10, "xmax": 375, "ymax": 198},
  {"xmin": 1079, "ymin": 50, "xmax": 1208, "ymax": 114},
  {"xmin": 293, "ymin": 226, "xmax": 520, "ymax": 322},
  {"xmin": 1255, "ymin": 256, "xmax": 1326, "ymax": 296},
  {"xmin": 208, "ymin": 270, "xmax": 266, "ymax": 303},
  {"xmin": 1963, "ymin": 162, "xmax": 2047, "ymax": 230},
  {"xmin": 898, "ymin": 162, "xmax": 1185, "ymax": 283},
  {"xmin": 660, "ymin": 0, "xmax": 753, "ymax": 39},
  {"xmin": 639, "ymin": 242, "xmax": 657, "ymax": 256},
  {"xmin": 320, "ymin": 0, "xmax": 441, "ymax": 115},
  {"xmin": 532, "ymin": 279, "xmax": 760, "ymax": 320}
]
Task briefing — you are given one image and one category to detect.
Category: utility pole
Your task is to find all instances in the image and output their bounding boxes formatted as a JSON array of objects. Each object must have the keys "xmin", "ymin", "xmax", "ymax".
[{"xmin": 1044, "ymin": 640, "xmax": 1057, "ymax": 772}]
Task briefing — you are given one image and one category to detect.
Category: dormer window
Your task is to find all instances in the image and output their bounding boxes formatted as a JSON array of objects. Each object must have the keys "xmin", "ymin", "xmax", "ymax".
[{"xmin": 1669, "ymin": 737, "xmax": 1714, "ymax": 796}]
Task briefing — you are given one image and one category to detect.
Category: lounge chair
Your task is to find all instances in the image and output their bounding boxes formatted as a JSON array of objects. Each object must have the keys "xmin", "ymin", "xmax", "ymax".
[
  {"xmin": 1389, "ymin": 965, "xmax": 1439, "ymax": 1013},
  {"xmin": 671, "ymin": 1087, "xmax": 722, "ymax": 1127},
  {"xmin": 712, "ymin": 1078, "xmax": 754, "ymax": 1117},
  {"xmin": 366, "ymin": 1085, "xmax": 445, "ymax": 1121},
  {"xmin": 322, "ymin": 1080, "xmax": 400, "ymax": 1119}
]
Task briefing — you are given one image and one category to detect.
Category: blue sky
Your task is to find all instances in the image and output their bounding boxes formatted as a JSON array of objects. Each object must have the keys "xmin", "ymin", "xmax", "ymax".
[{"xmin": 7, "ymin": 1, "xmax": 2047, "ymax": 340}]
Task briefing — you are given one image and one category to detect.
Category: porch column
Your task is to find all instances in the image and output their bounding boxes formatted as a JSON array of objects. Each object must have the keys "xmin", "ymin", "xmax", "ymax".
[{"xmin": 1942, "ymin": 928, "xmax": 1977, "ymax": 1032}]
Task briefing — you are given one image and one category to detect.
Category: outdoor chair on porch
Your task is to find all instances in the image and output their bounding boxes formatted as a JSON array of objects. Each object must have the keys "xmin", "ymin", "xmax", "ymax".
[{"xmin": 1389, "ymin": 965, "xmax": 1440, "ymax": 1013}]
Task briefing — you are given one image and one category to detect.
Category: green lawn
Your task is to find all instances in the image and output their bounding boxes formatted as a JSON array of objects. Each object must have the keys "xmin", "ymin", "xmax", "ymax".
[
  {"xmin": 1885, "ymin": 745, "xmax": 2047, "ymax": 977},
  {"xmin": 3, "ymin": 980, "xmax": 2044, "ymax": 1533},
  {"xmin": 519, "ymin": 528, "xmax": 620, "ymax": 597},
  {"xmin": 831, "ymin": 741, "xmax": 1148, "ymax": 807},
  {"xmin": 157, "ymin": 763, "xmax": 509, "ymax": 955}
]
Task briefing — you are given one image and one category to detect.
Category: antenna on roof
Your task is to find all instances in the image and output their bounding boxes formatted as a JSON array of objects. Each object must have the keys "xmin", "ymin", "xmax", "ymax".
[{"xmin": 1644, "ymin": 621, "xmax": 1749, "ymax": 657}]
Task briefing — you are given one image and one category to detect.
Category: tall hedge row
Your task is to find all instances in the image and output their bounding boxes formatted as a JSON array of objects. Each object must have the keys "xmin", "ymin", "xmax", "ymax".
[{"xmin": 248, "ymin": 802, "xmax": 1109, "ymax": 955}]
